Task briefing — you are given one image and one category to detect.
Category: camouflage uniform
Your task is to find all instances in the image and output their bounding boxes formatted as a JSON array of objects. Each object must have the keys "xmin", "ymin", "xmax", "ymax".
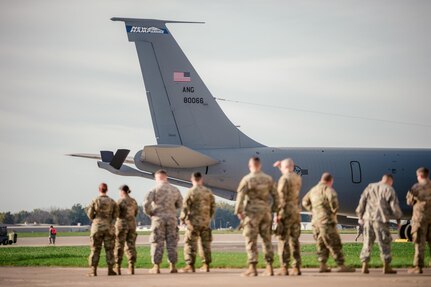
[
  {"xmin": 356, "ymin": 182, "xmax": 402, "ymax": 264},
  {"xmin": 406, "ymin": 180, "xmax": 431, "ymax": 268},
  {"xmin": 144, "ymin": 182, "xmax": 183, "ymax": 265},
  {"xmin": 276, "ymin": 172, "xmax": 302, "ymax": 268},
  {"xmin": 180, "ymin": 185, "xmax": 216, "ymax": 266},
  {"xmin": 115, "ymin": 195, "xmax": 138, "ymax": 267},
  {"xmin": 302, "ymin": 183, "xmax": 345, "ymax": 266},
  {"xmin": 235, "ymin": 171, "xmax": 278, "ymax": 264},
  {"xmin": 87, "ymin": 195, "xmax": 119, "ymax": 269}
]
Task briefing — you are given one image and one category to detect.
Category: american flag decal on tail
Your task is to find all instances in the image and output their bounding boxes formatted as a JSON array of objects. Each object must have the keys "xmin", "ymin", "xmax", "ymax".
[{"xmin": 173, "ymin": 71, "xmax": 191, "ymax": 82}]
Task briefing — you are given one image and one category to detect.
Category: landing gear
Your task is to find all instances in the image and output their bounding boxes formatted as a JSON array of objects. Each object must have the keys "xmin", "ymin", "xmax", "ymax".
[{"xmin": 399, "ymin": 221, "xmax": 412, "ymax": 241}]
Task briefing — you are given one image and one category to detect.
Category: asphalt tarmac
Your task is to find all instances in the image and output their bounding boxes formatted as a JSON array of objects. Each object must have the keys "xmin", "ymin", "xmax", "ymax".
[
  {"xmin": 0, "ymin": 267, "xmax": 430, "ymax": 287},
  {"xmin": 4, "ymin": 233, "xmax": 397, "ymax": 251}
]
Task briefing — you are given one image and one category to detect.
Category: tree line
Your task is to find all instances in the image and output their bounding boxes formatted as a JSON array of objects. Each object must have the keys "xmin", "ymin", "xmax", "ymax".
[{"xmin": 0, "ymin": 202, "xmax": 240, "ymax": 228}]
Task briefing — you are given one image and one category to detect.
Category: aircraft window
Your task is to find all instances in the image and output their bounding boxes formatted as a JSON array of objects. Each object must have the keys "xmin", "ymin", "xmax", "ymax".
[{"xmin": 350, "ymin": 161, "xmax": 362, "ymax": 184}]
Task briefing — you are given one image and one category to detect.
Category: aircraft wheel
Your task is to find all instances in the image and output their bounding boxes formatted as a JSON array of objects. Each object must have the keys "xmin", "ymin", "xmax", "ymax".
[
  {"xmin": 2, "ymin": 240, "xmax": 8, "ymax": 245},
  {"xmin": 8, "ymin": 240, "xmax": 13, "ymax": 245},
  {"xmin": 404, "ymin": 224, "xmax": 412, "ymax": 242},
  {"xmin": 399, "ymin": 224, "xmax": 407, "ymax": 239}
]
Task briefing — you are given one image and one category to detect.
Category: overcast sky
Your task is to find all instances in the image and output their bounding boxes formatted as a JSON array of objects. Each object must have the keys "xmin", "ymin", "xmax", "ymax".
[{"xmin": 1, "ymin": 0, "xmax": 430, "ymax": 212}]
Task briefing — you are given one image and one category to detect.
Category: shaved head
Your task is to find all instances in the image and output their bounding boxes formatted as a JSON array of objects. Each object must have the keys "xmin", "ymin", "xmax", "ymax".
[
  {"xmin": 248, "ymin": 156, "xmax": 262, "ymax": 172},
  {"xmin": 280, "ymin": 158, "xmax": 295, "ymax": 174},
  {"xmin": 320, "ymin": 172, "xmax": 334, "ymax": 187},
  {"xmin": 381, "ymin": 174, "xmax": 394, "ymax": 186}
]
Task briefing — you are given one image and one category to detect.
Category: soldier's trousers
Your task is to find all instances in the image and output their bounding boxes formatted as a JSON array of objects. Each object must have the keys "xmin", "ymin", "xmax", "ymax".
[
  {"xmin": 360, "ymin": 221, "xmax": 392, "ymax": 264},
  {"xmin": 89, "ymin": 229, "xmax": 115, "ymax": 267},
  {"xmin": 243, "ymin": 211, "xmax": 274, "ymax": 264},
  {"xmin": 313, "ymin": 223, "xmax": 344, "ymax": 265},
  {"xmin": 184, "ymin": 225, "xmax": 212, "ymax": 265},
  {"xmin": 277, "ymin": 219, "xmax": 301, "ymax": 268},
  {"xmin": 115, "ymin": 227, "xmax": 137, "ymax": 265},
  {"xmin": 412, "ymin": 222, "xmax": 431, "ymax": 268},
  {"xmin": 150, "ymin": 216, "xmax": 179, "ymax": 265}
]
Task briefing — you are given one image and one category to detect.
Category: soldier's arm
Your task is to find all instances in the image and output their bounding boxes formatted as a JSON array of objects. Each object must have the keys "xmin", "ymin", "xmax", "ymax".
[
  {"xmin": 86, "ymin": 200, "xmax": 96, "ymax": 220},
  {"xmin": 180, "ymin": 190, "xmax": 192, "ymax": 222},
  {"xmin": 235, "ymin": 178, "xmax": 247, "ymax": 216},
  {"xmin": 328, "ymin": 188, "xmax": 339, "ymax": 214},
  {"xmin": 175, "ymin": 189, "xmax": 183, "ymax": 210},
  {"xmin": 112, "ymin": 201, "xmax": 119, "ymax": 225},
  {"xmin": 271, "ymin": 179, "xmax": 280, "ymax": 213},
  {"xmin": 277, "ymin": 177, "xmax": 287, "ymax": 218},
  {"xmin": 209, "ymin": 191, "xmax": 216, "ymax": 219},
  {"xmin": 389, "ymin": 188, "xmax": 403, "ymax": 220},
  {"xmin": 143, "ymin": 190, "xmax": 155, "ymax": 216},
  {"xmin": 406, "ymin": 184, "xmax": 418, "ymax": 206},
  {"xmin": 133, "ymin": 199, "xmax": 138, "ymax": 217},
  {"xmin": 355, "ymin": 187, "xmax": 368, "ymax": 220},
  {"xmin": 302, "ymin": 191, "xmax": 312, "ymax": 211}
]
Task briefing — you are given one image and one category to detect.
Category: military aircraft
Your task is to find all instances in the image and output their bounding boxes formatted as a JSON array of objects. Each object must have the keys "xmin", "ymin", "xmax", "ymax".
[{"xmin": 71, "ymin": 18, "xmax": 431, "ymax": 240}]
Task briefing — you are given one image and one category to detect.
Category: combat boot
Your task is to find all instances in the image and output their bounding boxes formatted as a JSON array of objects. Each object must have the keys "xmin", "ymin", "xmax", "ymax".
[
  {"xmin": 200, "ymin": 263, "xmax": 210, "ymax": 272},
  {"xmin": 319, "ymin": 262, "xmax": 331, "ymax": 273},
  {"xmin": 241, "ymin": 263, "xmax": 258, "ymax": 277},
  {"xmin": 128, "ymin": 263, "xmax": 135, "ymax": 275},
  {"xmin": 169, "ymin": 263, "xmax": 178, "ymax": 273},
  {"xmin": 180, "ymin": 264, "xmax": 195, "ymax": 273},
  {"xmin": 291, "ymin": 266, "xmax": 301, "ymax": 276},
  {"xmin": 263, "ymin": 263, "xmax": 274, "ymax": 276},
  {"xmin": 277, "ymin": 265, "xmax": 288, "ymax": 276},
  {"xmin": 87, "ymin": 266, "xmax": 97, "ymax": 277},
  {"xmin": 336, "ymin": 265, "xmax": 355, "ymax": 272},
  {"xmin": 361, "ymin": 262, "xmax": 369, "ymax": 274},
  {"xmin": 383, "ymin": 262, "xmax": 397, "ymax": 274},
  {"xmin": 115, "ymin": 264, "xmax": 121, "ymax": 275},
  {"xmin": 149, "ymin": 264, "xmax": 160, "ymax": 274},
  {"xmin": 108, "ymin": 266, "xmax": 117, "ymax": 276},
  {"xmin": 408, "ymin": 266, "xmax": 423, "ymax": 274}
]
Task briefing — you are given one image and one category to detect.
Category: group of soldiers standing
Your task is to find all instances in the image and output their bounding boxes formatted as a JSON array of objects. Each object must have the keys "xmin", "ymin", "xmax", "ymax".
[{"xmin": 86, "ymin": 157, "xmax": 431, "ymax": 277}]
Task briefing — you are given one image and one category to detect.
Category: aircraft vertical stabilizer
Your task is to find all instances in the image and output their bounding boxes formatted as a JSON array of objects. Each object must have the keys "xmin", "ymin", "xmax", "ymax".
[{"xmin": 111, "ymin": 17, "xmax": 263, "ymax": 149}]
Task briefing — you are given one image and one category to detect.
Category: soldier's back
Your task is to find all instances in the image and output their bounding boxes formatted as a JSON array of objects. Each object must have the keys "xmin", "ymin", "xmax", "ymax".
[
  {"xmin": 149, "ymin": 182, "xmax": 181, "ymax": 218},
  {"xmin": 410, "ymin": 181, "xmax": 431, "ymax": 224},
  {"xmin": 279, "ymin": 172, "xmax": 302, "ymax": 216},
  {"xmin": 117, "ymin": 196, "xmax": 138, "ymax": 229},
  {"xmin": 186, "ymin": 186, "xmax": 214, "ymax": 227},
  {"xmin": 89, "ymin": 195, "xmax": 117, "ymax": 232},
  {"xmin": 242, "ymin": 171, "xmax": 273, "ymax": 213},
  {"xmin": 308, "ymin": 183, "xmax": 337, "ymax": 225}
]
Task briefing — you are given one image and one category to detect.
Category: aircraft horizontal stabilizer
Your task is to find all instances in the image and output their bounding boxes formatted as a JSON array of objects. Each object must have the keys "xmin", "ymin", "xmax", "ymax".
[
  {"xmin": 67, "ymin": 152, "xmax": 134, "ymax": 164},
  {"xmin": 141, "ymin": 145, "xmax": 219, "ymax": 168}
]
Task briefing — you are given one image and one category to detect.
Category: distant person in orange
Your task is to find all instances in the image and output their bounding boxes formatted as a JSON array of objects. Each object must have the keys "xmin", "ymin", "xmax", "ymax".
[{"xmin": 49, "ymin": 225, "xmax": 57, "ymax": 245}]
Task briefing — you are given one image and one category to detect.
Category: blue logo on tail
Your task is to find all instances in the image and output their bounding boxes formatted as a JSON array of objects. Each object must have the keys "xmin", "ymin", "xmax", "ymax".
[{"xmin": 126, "ymin": 25, "xmax": 168, "ymax": 34}]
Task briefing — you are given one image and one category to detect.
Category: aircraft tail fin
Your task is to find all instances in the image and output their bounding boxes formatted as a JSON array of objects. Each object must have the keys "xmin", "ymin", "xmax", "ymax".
[{"xmin": 112, "ymin": 17, "xmax": 263, "ymax": 149}]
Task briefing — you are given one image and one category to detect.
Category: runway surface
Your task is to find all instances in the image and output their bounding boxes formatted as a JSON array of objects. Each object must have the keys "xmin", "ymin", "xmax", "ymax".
[
  {"xmin": 0, "ymin": 267, "xmax": 429, "ymax": 287},
  {"xmin": 3, "ymin": 233, "xmax": 398, "ymax": 251}
]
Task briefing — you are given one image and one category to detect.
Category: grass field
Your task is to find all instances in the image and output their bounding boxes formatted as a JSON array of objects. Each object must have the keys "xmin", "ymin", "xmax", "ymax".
[{"xmin": 0, "ymin": 243, "xmax": 427, "ymax": 269}]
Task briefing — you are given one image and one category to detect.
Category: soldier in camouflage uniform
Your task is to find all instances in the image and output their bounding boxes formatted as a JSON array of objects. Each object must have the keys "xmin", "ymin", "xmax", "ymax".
[
  {"xmin": 273, "ymin": 158, "xmax": 302, "ymax": 276},
  {"xmin": 356, "ymin": 174, "xmax": 402, "ymax": 274},
  {"xmin": 114, "ymin": 185, "xmax": 138, "ymax": 275},
  {"xmin": 235, "ymin": 157, "xmax": 279, "ymax": 277},
  {"xmin": 180, "ymin": 172, "xmax": 216, "ymax": 273},
  {"xmin": 302, "ymin": 173, "xmax": 355, "ymax": 273},
  {"xmin": 87, "ymin": 183, "xmax": 119, "ymax": 276},
  {"xmin": 406, "ymin": 167, "xmax": 431, "ymax": 274},
  {"xmin": 144, "ymin": 170, "xmax": 183, "ymax": 274}
]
